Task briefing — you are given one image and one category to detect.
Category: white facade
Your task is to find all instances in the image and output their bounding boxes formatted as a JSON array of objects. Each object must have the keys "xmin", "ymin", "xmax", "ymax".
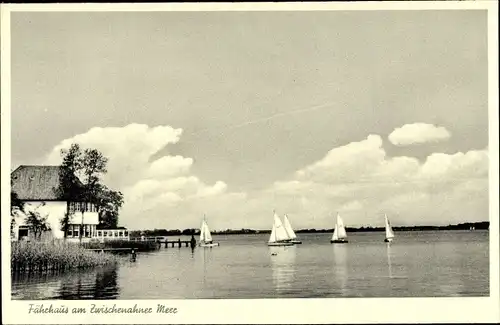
[{"xmin": 12, "ymin": 200, "xmax": 99, "ymax": 242}]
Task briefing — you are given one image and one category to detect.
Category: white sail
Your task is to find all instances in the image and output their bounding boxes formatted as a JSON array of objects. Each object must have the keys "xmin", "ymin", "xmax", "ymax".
[
  {"xmin": 331, "ymin": 224, "xmax": 339, "ymax": 241},
  {"xmin": 384, "ymin": 214, "xmax": 394, "ymax": 239},
  {"xmin": 200, "ymin": 218, "xmax": 213, "ymax": 243},
  {"xmin": 332, "ymin": 213, "xmax": 347, "ymax": 240},
  {"xmin": 269, "ymin": 223, "xmax": 277, "ymax": 243},
  {"xmin": 203, "ymin": 220, "xmax": 213, "ymax": 242},
  {"xmin": 199, "ymin": 220, "xmax": 207, "ymax": 242},
  {"xmin": 282, "ymin": 214, "xmax": 297, "ymax": 240},
  {"xmin": 336, "ymin": 214, "xmax": 347, "ymax": 239},
  {"xmin": 269, "ymin": 212, "xmax": 290, "ymax": 243}
]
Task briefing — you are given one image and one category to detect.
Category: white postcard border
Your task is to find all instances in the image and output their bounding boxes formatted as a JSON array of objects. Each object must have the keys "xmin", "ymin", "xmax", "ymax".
[{"xmin": 1, "ymin": 2, "xmax": 499, "ymax": 324}]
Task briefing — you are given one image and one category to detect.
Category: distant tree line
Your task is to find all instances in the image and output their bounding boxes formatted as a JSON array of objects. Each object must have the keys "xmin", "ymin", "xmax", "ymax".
[
  {"xmin": 129, "ymin": 228, "xmax": 199, "ymax": 237},
  {"xmin": 130, "ymin": 221, "xmax": 489, "ymax": 237}
]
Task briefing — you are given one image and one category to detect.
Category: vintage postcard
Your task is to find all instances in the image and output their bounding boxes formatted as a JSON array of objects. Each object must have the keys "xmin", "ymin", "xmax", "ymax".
[{"xmin": 1, "ymin": 1, "xmax": 499, "ymax": 324}]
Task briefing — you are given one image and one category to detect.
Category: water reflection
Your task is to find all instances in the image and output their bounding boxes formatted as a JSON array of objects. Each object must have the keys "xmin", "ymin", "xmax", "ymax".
[
  {"xmin": 387, "ymin": 243, "xmax": 393, "ymax": 278},
  {"xmin": 12, "ymin": 265, "xmax": 119, "ymax": 300},
  {"xmin": 269, "ymin": 246, "xmax": 296, "ymax": 295},
  {"xmin": 10, "ymin": 232, "xmax": 489, "ymax": 299},
  {"xmin": 332, "ymin": 245, "xmax": 348, "ymax": 295}
]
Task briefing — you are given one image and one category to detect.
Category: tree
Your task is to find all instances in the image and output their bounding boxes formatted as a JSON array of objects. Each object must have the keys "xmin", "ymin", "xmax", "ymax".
[
  {"xmin": 182, "ymin": 228, "xmax": 196, "ymax": 235},
  {"xmin": 58, "ymin": 144, "xmax": 111, "ymax": 243},
  {"xmin": 94, "ymin": 184, "xmax": 124, "ymax": 229},
  {"xmin": 10, "ymin": 190, "xmax": 25, "ymax": 239},
  {"xmin": 11, "ymin": 190, "xmax": 24, "ymax": 214},
  {"xmin": 25, "ymin": 210, "xmax": 51, "ymax": 240},
  {"xmin": 57, "ymin": 144, "xmax": 84, "ymax": 239},
  {"xmin": 78, "ymin": 148, "xmax": 108, "ymax": 243},
  {"xmin": 11, "ymin": 175, "xmax": 25, "ymax": 239}
]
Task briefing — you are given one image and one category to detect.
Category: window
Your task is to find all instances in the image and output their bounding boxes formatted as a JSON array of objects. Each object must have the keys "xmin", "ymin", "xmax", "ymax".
[
  {"xmin": 18, "ymin": 226, "xmax": 29, "ymax": 240},
  {"xmin": 69, "ymin": 202, "xmax": 98, "ymax": 213},
  {"xmin": 124, "ymin": 231, "xmax": 128, "ymax": 237},
  {"xmin": 103, "ymin": 231, "xmax": 107, "ymax": 237},
  {"xmin": 119, "ymin": 231, "xmax": 123, "ymax": 237},
  {"xmin": 97, "ymin": 231, "xmax": 102, "ymax": 237}
]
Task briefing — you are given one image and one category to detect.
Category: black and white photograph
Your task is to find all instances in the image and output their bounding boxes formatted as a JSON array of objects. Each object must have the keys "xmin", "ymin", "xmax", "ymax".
[{"xmin": 1, "ymin": 1, "xmax": 499, "ymax": 324}]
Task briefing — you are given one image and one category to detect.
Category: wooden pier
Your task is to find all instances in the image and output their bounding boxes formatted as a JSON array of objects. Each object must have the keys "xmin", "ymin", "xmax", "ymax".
[
  {"xmin": 160, "ymin": 239, "xmax": 194, "ymax": 248},
  {"xmin": 130, "ymin": 236, "xmax": 197, "ymax": 248}
]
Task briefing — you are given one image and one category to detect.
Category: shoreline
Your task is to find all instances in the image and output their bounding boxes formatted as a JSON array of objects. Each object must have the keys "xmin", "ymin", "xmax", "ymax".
[{"xmin": 130, "ymin": 221, "xmax": 489, "ymax": 237}]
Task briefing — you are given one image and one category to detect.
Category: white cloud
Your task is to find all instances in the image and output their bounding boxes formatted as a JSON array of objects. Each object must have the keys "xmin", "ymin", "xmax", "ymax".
[
  {"xmin": 266, "ymin": 133, "xmax": 488, "ymax": 228},
  {"xmin": 46, "ymin": 124, "xmax": 184, "ymax": 188},
  {"xmin": 147, "ymin": 156, "xmax": 194, "ymax": 179},
  {"xmin": 43, "ymin": 123, "xmax": 488, "ymax": 230},
  {"xmin": 45, "ymin": 124, "xmax": 243, "ymax": 230},
  {"xmin": 388, "ymin": 123, "xmax": 451, "ymax": 146}
]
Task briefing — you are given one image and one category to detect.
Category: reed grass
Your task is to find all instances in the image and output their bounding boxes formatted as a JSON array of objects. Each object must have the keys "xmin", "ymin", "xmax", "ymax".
[{"xmin": 11, "ymin": 241, "xmax": 118, "ymax": 274}]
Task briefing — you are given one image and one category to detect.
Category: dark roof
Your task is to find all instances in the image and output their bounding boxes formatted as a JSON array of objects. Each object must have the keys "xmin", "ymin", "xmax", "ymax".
[{"xmin": 11, "ymin": 165, "xmax": 81, "ymax": 201}]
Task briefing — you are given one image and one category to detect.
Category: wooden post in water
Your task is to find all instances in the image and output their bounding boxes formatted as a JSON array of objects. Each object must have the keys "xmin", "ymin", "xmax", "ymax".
[{"xmin": 178, "ymin": 238, "xmax": 181, "ymax": 248}]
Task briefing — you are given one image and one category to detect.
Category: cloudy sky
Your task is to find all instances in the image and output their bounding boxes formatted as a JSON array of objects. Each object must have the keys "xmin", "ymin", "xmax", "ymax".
[{"xmin": 11, "ymin": 10, "xmax": 489, "ymax": 230}]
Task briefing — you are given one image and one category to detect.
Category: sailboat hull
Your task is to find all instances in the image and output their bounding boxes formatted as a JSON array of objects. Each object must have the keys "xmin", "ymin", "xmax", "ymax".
[
  {"xmin": 268, "ymin": 242, "xmax": 294, "ymax": 246},
  {"xmin": 199, "ymin": 242, "xmax": 220, "ymax": 247},
  {"xmin": 290, "ymin": 240, "xmax": 302, "ymax": 244},
  {"xmin": 330, "ymin": 239, "xmax": 348, "ymax": 244}
]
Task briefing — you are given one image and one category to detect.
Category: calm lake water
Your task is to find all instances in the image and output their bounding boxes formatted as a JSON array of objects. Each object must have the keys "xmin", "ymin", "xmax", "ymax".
[{"xmin": 11, "ymin": 230, "xmax": 489, "ymax": 299}]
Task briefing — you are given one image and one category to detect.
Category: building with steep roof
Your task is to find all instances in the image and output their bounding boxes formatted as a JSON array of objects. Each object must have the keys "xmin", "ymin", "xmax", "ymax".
[{"xmin": 11, "ymin": 165, "xmax": 99, "ymax": 242}]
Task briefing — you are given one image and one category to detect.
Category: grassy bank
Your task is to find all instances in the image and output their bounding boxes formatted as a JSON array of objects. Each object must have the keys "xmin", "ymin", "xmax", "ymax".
[
  {"xmin": 11, "ymin": 241, "xmax": 119, "ymax": 273},
  {"xmin": 82, "ymin": 240, "xmax": 159, "ymax": 252}
]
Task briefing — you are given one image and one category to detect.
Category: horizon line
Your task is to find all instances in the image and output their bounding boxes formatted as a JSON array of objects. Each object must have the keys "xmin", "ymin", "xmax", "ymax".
[{"xmin": 127, "ymin": 220, "xmax": 489, "ymax": 232}]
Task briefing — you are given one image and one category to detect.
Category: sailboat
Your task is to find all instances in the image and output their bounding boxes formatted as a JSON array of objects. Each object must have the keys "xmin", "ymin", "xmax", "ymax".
[
  {"xmin": 330, "ymin": 213, "xmax": 348, "ymax": 244},
  {"xmin": 199, "ymin": 216, "xmax": 220, "ymax": 247},
  {"xmin": 268, "ymin": 211, "xmax": 294, "ymax": 246},
  {"xmin": 384, "ymin": 214, "xmax": 395, "ymax": 243},
  {"xmin": 282, "ymin": 214, "xmax": 302, "ymax": 244}
]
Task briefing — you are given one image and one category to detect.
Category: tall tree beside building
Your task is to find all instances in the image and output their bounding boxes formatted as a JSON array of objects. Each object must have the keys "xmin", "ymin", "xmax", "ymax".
[
  {"xmin": 94, "ymin": 184, "xmax": 124, "ymax": 229},
  {"xmin": 58, "ymin": 144, "xmax": 121, "ymax": 242},
  {"xmin": 57, "ymin": 144, "xmax": 84, "ymax": 239},
  {"xmin": 78, "ymin": 148, "xmax": 108, "ymax": 243}
]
